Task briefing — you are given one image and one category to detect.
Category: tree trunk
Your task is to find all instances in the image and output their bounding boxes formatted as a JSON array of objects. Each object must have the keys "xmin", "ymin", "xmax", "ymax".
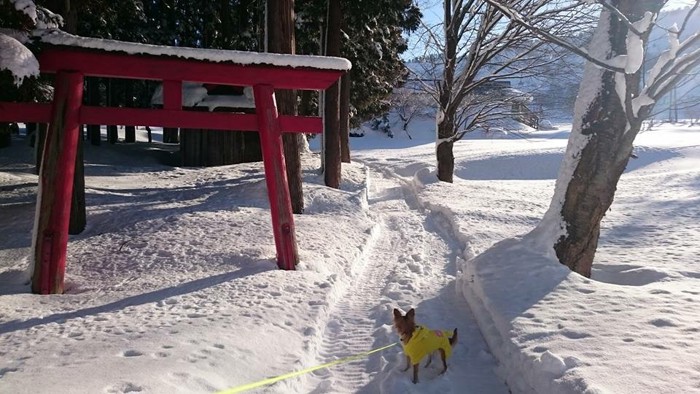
[
  {"xmin": 34, "ymin": 124, "xmax": 48, "ymax": 174},
  {"xmin": 436, "ymin": 113, "xmax": 455, "ymax": 183},
  {"xmin": 340, "ymin": 72, "xmax": 351, "ymax": 163},
  {"xmin": 69, "ymin": 126, "xmax": 86, "ymax": 235},
  {"xmin": 435, "ymin": 0, "xmax": 458, "ymax": 183},
  {"xmin": 107, "ymin": 80, "xmax": 118, "ymax": 144},
  {"xmin": 124, "ymin": 81, "xmax": 136, "ymax": 143},
  {"xmin": 86, "ymin": 78, "xmax": 101, "ymax": 146},
  {"xmin": 554, "ymin": 69, "xmax": 630, "ymax": 276},
  {"xmin": 163, "ymin": 128, "xmax": 179, "ymax": 143},
  {"xmin": 0, "ymin": 124, "xmax": 10, "ymax": 148},
  {"xmin": 268, "ymin": 0, "xmax": 304, "ymax": 213},
  {"xmin": 546, "ymin": 0, "xmax": 663, "ymax": 277},
  {"xmin": 107, "ymin": 125, "xmax": 118, "ymax": 144},
  {"xmin": 324, "ymin": 0, "xmax": 342, "ymax": 188},
  {"xmin": 26, "ymin": 123, "xmax": 36, "ymax": 147}
]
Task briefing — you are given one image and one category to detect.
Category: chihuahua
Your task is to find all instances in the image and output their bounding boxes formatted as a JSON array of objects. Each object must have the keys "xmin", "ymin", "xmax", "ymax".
[{"xmin": 393, "ymin": 308, "xmax": 458, "ymax": 384}]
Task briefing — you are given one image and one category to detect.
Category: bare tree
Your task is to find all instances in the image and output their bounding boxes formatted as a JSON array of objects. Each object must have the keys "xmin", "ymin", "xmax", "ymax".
[
  {"xmin": 414, "ymin": 0, "xmax": 590, "ymax": 182},
  {"xmin": 485, "ymin": 0, "xmax": 700, "ymax": 276},
  {"xmin": 390, "ymin": 86, "xmax": 432, "ymax": 138}
]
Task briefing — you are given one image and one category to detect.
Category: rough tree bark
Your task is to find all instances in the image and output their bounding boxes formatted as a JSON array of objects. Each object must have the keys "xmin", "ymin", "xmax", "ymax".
[
  {"xmin": 324, "ymin": 0, "xmax": 342, "ymax": 188},
  {"xmin": 436, "ymin": 0, "xmax": 459, "ymax": 183},
  {"xmin": 268, "ymin": 0, "xmax": 305, "ymax": 213},
  {"xmin": 436, "ymin": 114, "xmax": 456, "ymax": 183},
  {"xmin": 340, "ymin": 73, "xmax": 351, "ymax": 163},
  {"xmin": 86, "ymin": 78, "xmax": 101, "ymax": 145},
  {"xmin": 124, "ymin": 80, "xmax": 136, "ymax": 143},
  {"xmin": 548, "ymin": 0, "xmax": 664, "ymax": 276},
  {"xmin": 69, "ymin": 125, "xmax": 86, "ymax": 234}
]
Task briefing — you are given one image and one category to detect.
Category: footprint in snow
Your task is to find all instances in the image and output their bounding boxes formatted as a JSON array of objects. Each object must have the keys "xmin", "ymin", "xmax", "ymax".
[
  {"xmin": 104, "ymin": 382, "xmax": 144, "ymax": 393},
  {"xmin": 122, "ymin": 350, "xmax": 144, "ymax": 357}
]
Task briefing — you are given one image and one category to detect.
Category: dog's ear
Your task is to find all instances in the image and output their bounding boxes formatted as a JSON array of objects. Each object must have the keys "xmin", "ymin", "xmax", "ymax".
[
  {"xmin": 407, "ymin": 308, "xmax": 415, "ymax": 319},
  {"xmin": 393, "ymin": 308, "xmax": 402, "ymax": 319}
]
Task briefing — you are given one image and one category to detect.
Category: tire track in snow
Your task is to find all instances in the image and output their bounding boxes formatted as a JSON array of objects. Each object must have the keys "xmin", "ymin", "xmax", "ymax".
[{"xmin": 305, "ymin": 164, "xmax": 509, "ymax": 393}]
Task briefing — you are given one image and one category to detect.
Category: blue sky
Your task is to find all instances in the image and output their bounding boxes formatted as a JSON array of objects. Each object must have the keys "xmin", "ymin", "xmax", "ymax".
[{"xmin": 404, "ymin": 0, "xmax": 698, "ymax": 59}]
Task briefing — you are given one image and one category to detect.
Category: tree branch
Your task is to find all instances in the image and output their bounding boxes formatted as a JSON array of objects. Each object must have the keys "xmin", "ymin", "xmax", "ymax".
[
  {"xmin": 678, "ymin": 1, "xmax": 700, "ymax": 38},
  {"xmin": 482, "ymin": 0, "xmax": 625, "ymax": 73},
  {"xmin": 597, "ymin": 0, "xmax": 644, "ymax": 36}
]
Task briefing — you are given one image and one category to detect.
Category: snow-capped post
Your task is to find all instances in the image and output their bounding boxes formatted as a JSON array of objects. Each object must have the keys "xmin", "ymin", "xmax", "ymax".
[
  {"xmin": 32, "ymin": 70, "xmax": 84, "ymax": 294},
  {"xmin": 253, "ymin": 84, "xmax": 299, "ymax": 270}
]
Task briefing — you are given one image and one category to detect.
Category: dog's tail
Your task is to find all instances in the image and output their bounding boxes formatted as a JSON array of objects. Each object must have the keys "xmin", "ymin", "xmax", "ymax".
[{"xmin": 449, "ymin": 328, "xmax": 458, "ymax": 347}]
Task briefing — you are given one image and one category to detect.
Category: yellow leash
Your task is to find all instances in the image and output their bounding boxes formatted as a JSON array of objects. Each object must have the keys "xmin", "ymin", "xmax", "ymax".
[{"xmin": 216, "ymin": 342, "xmax": 399, "ymax": 394}]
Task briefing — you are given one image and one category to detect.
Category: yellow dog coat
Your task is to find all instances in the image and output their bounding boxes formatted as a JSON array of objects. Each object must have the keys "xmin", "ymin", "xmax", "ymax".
[{"xmin": 401, "ymin": 325, "xmax": 454, "ymax": 365}]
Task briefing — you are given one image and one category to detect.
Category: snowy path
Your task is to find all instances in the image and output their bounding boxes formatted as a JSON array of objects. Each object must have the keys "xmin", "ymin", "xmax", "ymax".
[{"xmin": 303, "ymin": 163, "xmax": 509, "ymax": 393}]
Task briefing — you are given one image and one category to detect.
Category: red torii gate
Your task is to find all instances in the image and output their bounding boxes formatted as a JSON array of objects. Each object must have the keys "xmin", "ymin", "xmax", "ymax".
[{"xmin": 0, "ymin": 32, "xmax": 350, "ymax": 294}]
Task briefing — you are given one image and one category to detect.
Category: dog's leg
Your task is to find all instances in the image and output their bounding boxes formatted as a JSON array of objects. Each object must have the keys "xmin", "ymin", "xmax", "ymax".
[
  {"xmin": 412, "ymin": 363, "xmax": 419, "ymax": 384},
  {"xmin": 438, "ymin": 348, "xmax": 448, "ymax": 374},
  {"xmin": 424, "ymin": 353, "xmax": 433, "ymax": 367},
  {"xmin": 402, "ymin": 355, "xmax": 411, "ymax": 372},
  {"xmin": 439, "ymin": 348, "xmax": 448, "ymax": 375}
]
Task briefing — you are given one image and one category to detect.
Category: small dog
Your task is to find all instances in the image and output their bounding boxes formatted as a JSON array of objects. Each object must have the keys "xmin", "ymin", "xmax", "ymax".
[{"xmin": 393, "ymin": 308, "xmax": 458, "ymax": 384}]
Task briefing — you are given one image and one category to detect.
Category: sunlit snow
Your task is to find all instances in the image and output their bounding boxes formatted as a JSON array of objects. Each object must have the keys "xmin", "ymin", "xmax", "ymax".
[{"xmin": 1, "ymin": 116, "xmax": 699, "ymax": 393}]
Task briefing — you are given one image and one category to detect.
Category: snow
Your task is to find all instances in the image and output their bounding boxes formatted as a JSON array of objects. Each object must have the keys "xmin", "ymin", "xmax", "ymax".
[
  {"xmin": 631, "ymin": 94, "xmax": 656, "ymax": 117},
  {"xmin": 622, "ymin": 26, "xmax": 644, "ymax": 74},
  {"xmin": 150, "ymin": 82, "xmax": 210, "ymax": 108},
  {"xmin": 151, "ymin": 83, "xmax": 256, "ymax": 110},
  {"xmin": 0, "ymin": 32, "xmax": 40, "ymax": 86},
  {"xmin": 1, "ymin": 114, "xmax": 700, "ymax": 393},
  {"xmin": 619, "ymin": 9, "xmax": 656, "ymax": 77},
  {"xmin": 646, "ymin": 24, "xmax": 681, "ymax": 92},
  {"xmin": 11, "ymin": 0, "xmax": 37, "ymax": 23},
  {"xmin": 529, "ymin": 11, "xmax": 614, "ymax": 252},
  {"xmin": 32, "ymin": 29, "xmax": 352, "ymax": 71}
]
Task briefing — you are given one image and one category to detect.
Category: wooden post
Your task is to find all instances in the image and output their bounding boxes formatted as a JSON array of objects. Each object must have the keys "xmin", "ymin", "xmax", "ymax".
[
  {"xmin": 31, "ymin": 71, "xmax": 84, "ymax": 294},
  {"xmin": 253, "ymin": 84, "xmax": 299, "ymax": 270}
]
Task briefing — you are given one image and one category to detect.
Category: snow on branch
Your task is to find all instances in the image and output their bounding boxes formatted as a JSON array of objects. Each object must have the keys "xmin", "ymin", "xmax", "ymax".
[
  {"xmin": 0, "ymin": 32, "xmax": 39, "ymax": 86},
  {"xmin": 644, "ymin": 25, "xmax": 700, "ymax": 101},
  {"xmin": 596, "ymin": 0, "xmax": 649, "ymax": 36},
  {"xmin": 11, "ymin": 0, "xmax": 37, "ymax": 24},
  {"xmin": 678, "ymin": 1, "xmax": 700, "ymax": 37},
  {"xmin": 482, "ymin": 0, "xmax": 626, "ymax": 73}
]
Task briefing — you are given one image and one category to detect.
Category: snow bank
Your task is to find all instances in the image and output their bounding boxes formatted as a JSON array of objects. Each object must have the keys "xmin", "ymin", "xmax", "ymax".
[{"xmin": 402, "ymin": 128, "xmax": 700, "ymax": 393}]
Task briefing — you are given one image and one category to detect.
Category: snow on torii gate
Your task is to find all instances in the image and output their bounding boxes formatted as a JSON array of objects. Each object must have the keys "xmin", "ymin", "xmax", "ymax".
[{"xmin": 0, "ymin": 31, "xmax": 350, "ymax": 294}]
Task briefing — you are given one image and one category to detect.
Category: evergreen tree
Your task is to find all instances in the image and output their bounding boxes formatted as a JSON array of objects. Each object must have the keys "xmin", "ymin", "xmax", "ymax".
[{"xmin": 296, "ymin": 0, "xmax": 420, "ymax": 125}]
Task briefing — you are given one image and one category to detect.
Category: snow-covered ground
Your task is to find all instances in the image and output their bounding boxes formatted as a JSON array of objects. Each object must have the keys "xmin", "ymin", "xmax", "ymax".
[{"xmin": 1, "ymin": 118, "xmax": 698, "ymax": 393}]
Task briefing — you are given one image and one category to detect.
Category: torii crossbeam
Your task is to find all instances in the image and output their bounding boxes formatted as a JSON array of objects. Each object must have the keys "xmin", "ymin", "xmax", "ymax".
[{"xmin": 0, "ymin": 31, "xmax": 350, "ymax": 294}]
